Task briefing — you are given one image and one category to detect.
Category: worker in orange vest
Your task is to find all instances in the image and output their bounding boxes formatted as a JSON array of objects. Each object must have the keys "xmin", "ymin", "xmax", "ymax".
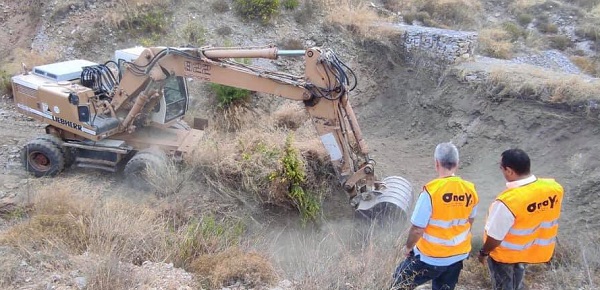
[
  {"xmin": 478, "ymin": 148, "xmax": 564, "ymax": 290},
  {"xmin": 391, "ymin": 142, "xmax": 479, "ymax": 290}
]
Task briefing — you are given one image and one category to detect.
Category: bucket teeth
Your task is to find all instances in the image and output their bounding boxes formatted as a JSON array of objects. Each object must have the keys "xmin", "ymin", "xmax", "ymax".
[{"xmin": 355, "ymin": 176, "xmax": 414, "ymax": 216}]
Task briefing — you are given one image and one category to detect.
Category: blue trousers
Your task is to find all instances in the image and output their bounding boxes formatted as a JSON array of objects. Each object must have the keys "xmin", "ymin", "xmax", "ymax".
[{"xmin": 391, "ymin": 252, "xmax": 464, "ymax": 290}]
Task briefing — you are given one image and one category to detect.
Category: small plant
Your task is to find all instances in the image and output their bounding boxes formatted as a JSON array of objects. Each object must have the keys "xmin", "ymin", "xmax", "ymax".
[
  {"xmin": 211, "ymin": 0, "xmax": 230, "ymax": 13},
  {"xmin": 282, "ymin": 0, "xmax": 299, "ymax": 10},
  {"xmin": 268, "ymin": 133, "xmax": 320, "ymax": 223},
  {"xmin": 502, "ymin": 21, "xmax": 526, "ymax": 41},
  {"xmin": 0, "ymin": 70, "xmax": 12, "ymax": 97},
  {"xmin": 537, "ymin": 22, "xmax": 558, "ymax": 34},
  {"xmin": 209, "ymin": 83, "xmax": 252, "ymax": 109},
  {"xmin": 478, "ymin": 28, "xmax": 514, "ymax": 59},
  {"xmin": 234, "ymin": 0, "xmax": 280, "ymax": 24},
  {"xmin": 294, "ymin": 0, "xmax": 316, "ymax": 25},
  {"xmin": 517, "ymin": 13, "xmax": 533, "ymax": 26},
  {"xmin": 403, "ymin": 12, "xmax": 417, "ymax": 25},
  {"xmin": 548, "ymin": 35, "xmax": 573, "ymax": 51},
  {"xmin": 570, "ymin": 56, "xmax": 599, "ymax": 77},
  {"xmin": 216, "ymin": 25, "xmax": 233, "ymax": 36},
  {"xmin": 181, "ymin": 21, "xmax": 206, "ymax": 46}
]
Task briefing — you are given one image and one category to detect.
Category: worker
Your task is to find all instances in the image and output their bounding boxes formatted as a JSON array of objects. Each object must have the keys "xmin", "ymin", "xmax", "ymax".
[
  {"xmin": 478, "ymin": 148, "xmax": 564, "ymax": 290},
  {"xmin": 391, "ymin": 142, "xmax": 479, "ymax": 290}
]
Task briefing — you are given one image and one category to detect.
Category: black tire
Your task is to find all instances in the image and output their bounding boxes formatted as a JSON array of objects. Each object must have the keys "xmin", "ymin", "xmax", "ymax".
[
  {"xmin": 124, "ymin": 149, "xmax": 167, "ymax": 191},
  {"xmin": 34, "ymin": 134, "xmax": 76, "ymax": 168},
  {"xmin": 21, "ymin": 139, "xmax": 65, "ymax": 177}
]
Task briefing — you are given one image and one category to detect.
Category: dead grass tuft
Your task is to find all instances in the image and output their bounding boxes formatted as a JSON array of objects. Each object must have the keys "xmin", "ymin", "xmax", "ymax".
[
  {"xmin": 191, "ymin": 247, "xmax": 277, "ymax": 288},
  {"xmin": 477, "ymin": 28, "xmax": 514, "ymax": 59},
  {"xmin": 393, "ymin": 0, "xmax": 482, "ymax": 29},
  {"xmin": 482, "ymin": 63, "xmax": 600, "ymax": 106},
  {"xmin": 87, "ymin": 256, "xmax": 134, "ymax": 290},
  {"xmin": 570, "ymin": 56, "xmax": 600, "ymax": 76},
  {"xmin": 322, "ymin": 0, "xmax": 394, "ymax": 38},
  {"xmin": 271, "ymin": 102, "xmax": 308, "ymax": 130},
  {"xmin": 4, "ymin": 48, "xmax": 60, "ymax": 74}
]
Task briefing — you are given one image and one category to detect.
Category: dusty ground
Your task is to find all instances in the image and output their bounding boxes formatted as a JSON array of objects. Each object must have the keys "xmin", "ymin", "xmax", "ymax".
[{"xmin": 1, "ymin": 0, "xmax": 600, "ymax": 289}]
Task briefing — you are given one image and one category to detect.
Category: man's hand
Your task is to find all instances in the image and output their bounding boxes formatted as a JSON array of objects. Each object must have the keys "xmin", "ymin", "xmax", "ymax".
[
  {"xmin": 403, "ymin": 246, "xmax": 413, "ymax": 258},
  {"xmin": 477, "ymin": 250, "xmax": 488, "ymax": 264}
]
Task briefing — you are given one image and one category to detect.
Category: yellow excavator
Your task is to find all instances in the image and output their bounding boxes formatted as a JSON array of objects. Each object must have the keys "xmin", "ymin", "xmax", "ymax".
[{"xmin": 10, "ymin": 45, "xmax": 413, "ymax": 215}]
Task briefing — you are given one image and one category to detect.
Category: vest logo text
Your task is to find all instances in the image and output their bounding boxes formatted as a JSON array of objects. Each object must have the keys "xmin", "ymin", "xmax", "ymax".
[
  {"xmin": 527, "ymin": 195, "xmax": 558, "ymax": 213},
  {"xmin": 442, "ymin": 192, "xmax": 473, "ymax": 207}
]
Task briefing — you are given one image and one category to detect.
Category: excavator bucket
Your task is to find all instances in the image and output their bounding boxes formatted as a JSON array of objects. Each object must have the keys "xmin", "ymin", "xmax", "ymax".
[{"xmin": 355, "ymin": 176, "xmax": 414, "ymax": 220}]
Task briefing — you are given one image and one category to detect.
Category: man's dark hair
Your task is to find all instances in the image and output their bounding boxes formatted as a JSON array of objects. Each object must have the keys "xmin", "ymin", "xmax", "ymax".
[{"xmin": 501, "ymin": 148, "xmax": 531, "ymax": 175}]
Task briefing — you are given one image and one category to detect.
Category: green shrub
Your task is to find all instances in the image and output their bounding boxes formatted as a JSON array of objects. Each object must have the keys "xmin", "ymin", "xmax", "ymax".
[
  {"xmin": 127, "ymin": 9, "xmax": 169, "ymax": 34},
  {"xmin": 403, "ymin": 13, "xmax": 416, "ymax": 25},
  {"xmin": 537, "ymin": 22, "xmax": 558, "ymax": 34},
  {"xmin": 209, "ymin": 83, "xmax": 251, "ymax": 109},
  {"xmin": 548, "ymin": 35, "xmax": 573, "ymax": 51},
  {"xmin": 182, "ymin": 21, "xmax": 206, "ymax": 46},
  {"xmin": 502, "ymin": 21, "xmax": 526, "ymax": 41},
  {"xmin": 234, "ymin": 0, "xmax": 280, "ymax": 24},
  {"xmin": 282, "ymin": 0, "xmax": 299, "ymax": 10},
  {"xmin": 0, "ymin": 70, "xmax": 12, "ymax": 97},
  {"xmin": 517, "ymin": 13, "xmax": 533, "ymax": 26},
  {"xmin": 269, "ymin": 133, "xmax": 320, "ymax": 224}
]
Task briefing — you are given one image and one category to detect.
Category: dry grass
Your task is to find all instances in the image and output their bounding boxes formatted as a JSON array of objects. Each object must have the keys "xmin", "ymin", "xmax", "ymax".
[
  {"xmin": 481, "ymin": 63, "xmax": 600, "ymax": 105},
  {"xmin": 571, "ymin": 56, "xmax": 600, "ymax": 76},
  {"xmin": 191, "ymin": 247, "xmax": 277, "ymax": 288},
  {"xmin": 3, "ymin": 48, "xmax": 60, "ymax": 74},
  {"xmin": 477, "ymin": 28, "xmax": 514, "ymax": 59},
  {"xmin": 393, "ymin": 0, "xmax": 483, "ymax": 29},
  {"xmin": 322, "ymin": 0, "xmax": 396, "ymax": 38}
]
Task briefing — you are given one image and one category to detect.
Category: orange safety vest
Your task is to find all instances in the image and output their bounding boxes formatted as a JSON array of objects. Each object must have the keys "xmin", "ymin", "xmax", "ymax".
[
  {"xmin": 487, "ymin": 178, "xmax": 564, "ymax": 264},
  {"xmin": 416, "ymin": 176, "xmax": 478, "ymax": 258}
]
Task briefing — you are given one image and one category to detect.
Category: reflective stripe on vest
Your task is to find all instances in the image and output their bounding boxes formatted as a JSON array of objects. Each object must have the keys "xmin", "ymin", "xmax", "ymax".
[
  {"xmin": 415, "ymin": 176, "xmax": 478, "ymax": 258},
  {"xmin": 428, "ymin": 218, "xmax": 469, "ymax": 229},
  {"xmin": 508, "ymin": 219, "xmax": 558, "ymax": 236},
  {"xmin": 500, "ymin": 237, "xmax": 556, "ymax": 251},
  {"xmin": 488, "ymin": 178, "xmax": 563, "ymax": 264},
  {"xmin": 422, "ymin": 228, "xmax": 471, "ymax": 246}
]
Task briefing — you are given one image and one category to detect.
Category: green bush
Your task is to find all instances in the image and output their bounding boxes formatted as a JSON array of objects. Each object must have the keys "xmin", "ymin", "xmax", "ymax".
[
  {"xmin": 548, "ymin": 35, "xmax": 573, "ymax": 51},
  {"xmin": 517, "ymin": 13, "xmax": 533, "ymax": 26},
  {"xmin": 0, "ymin": 70, "xmax": 12, "ymax": 97},
  {"xmin": 234, "ymin": 0, "xmax": 280, "ymax": 24},
  {"xmin": 282, "ymin": 0, "xmax": 299, "ymax": 10},
  {"xmin": 502, "ymin": 21, "xmax": 526, "ymax": 41},
  {"xmin": 269, "ymin": 134, "xmax": 320, "ymax": 224},
  {"xmin": 209, "ymin": 83, "xmax": 251, "ymax": 109}
]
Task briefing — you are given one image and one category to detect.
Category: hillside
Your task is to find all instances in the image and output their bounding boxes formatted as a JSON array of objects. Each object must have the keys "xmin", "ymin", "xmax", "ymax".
[{"xmin": 1, "ymin": 0, "xmax": 600, "ymax": 289}]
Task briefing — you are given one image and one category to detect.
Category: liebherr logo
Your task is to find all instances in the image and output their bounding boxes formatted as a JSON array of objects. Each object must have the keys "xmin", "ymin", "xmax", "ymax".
[
  {"xmin": 52, "ymin": 116, "xmax": 82, "ymax": 131},
  {"xmin": 442, "ymin": 193, "xmax": 474, "ymax": 207},
  {"xmin": 527, "ymin": 195, "xmax": 558, "ymax": 213}
]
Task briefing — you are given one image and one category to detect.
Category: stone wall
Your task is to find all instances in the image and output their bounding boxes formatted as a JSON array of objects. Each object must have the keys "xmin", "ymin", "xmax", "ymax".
[{"xmin": 394, "ymin": 24, "xmax": 478, "ymax": 68}]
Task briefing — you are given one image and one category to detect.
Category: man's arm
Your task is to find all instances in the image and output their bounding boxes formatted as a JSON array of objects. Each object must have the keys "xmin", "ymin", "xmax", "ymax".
[
  {"xmin": 402, "ymin": 191, "xmax": 431, "ymax": 256},
  {"xmin": 478, "ymin": 201, "xmax": 514, "ymax": 263},
  {"xmin": 405, "ymin": 225, "xmax": 425, "ymax": 250}
]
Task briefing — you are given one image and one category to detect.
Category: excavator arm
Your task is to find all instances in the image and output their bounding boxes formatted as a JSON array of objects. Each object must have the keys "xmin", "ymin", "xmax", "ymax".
[{"xmin": 109, "ymin": 45, "xmax": 413, "ymax": 215}]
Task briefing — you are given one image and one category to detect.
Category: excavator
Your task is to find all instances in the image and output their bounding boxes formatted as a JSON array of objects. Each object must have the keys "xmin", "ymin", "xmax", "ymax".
[{"xmin": 10, "ymin": 45, "xmax": 413, "ymax": 216}]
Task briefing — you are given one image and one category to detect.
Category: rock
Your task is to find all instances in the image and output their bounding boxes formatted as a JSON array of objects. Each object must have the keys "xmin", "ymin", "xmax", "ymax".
[
  {"xmin": 464, "ymin": 75, "xmax": 478, "ymax": 82},
  {"xmin": 74, "ymin": 277, "xmax": 87, "ymax": 289},
  {"xmin": 4, "ymin": 183, "xmax": 18, "ymax": 190},
  {"xmin": 279, "ymin": 280, "xmax": 293, "ymax": 288}
]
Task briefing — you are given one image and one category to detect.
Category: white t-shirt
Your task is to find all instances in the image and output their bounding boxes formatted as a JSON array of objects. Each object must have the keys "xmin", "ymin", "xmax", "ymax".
[{"xmin": 484, "ymin": 175, "xmax": 537, "ymax": 240}]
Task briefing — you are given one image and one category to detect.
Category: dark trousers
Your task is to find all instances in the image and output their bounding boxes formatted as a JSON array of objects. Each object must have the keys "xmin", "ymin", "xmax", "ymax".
[
  {"xmin": 487, "ymin": 257, "xmax": 527, "ymax": 290},
  {"xmin": 391, "ymin": 252, "xmax": 464, "ymax": 290}
]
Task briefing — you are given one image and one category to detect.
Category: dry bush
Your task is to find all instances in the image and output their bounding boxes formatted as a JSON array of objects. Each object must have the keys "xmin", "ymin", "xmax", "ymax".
[
  {"xmin": 87, "ymin": 256, "xmax": 134, "ymax": 290},
  {"xmin": 570, "ymin": 56, "xmax": 599, "ymax": 76},
  {"xmin": 190, "ymin": 247, "xmax": 277, "ymax": 288},
  {"xmin": 393, "ymin": 0, "xmax": 483, "ymax": 29},
  {"xmin": 509, "ymin": 0, "xmax": 549, "ymax": 11},
  {"xmin": 483, "ymin": 63, "xmax": 600, "ymax": 105},
  {"xmin": 271, "ymin": 102, "xmax": 308, "ymax": 130},
  {"xmin": 548, "ymin": 34, "xmax": 573, "ymax": 50},
  {"xmin": 4, "ymin": 48, "xmax": 60, "ymax": 74},
  {"xmin": 477, "ymin": 28, "xmax": 514, "ymax": 59},
  {"xmin": 322, "ymin": 0, "xmax": 393, "ymax": 38}
]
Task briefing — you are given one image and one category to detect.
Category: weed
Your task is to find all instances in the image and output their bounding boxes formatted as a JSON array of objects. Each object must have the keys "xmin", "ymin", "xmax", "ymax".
[
  {"xmin": 216, "ymin": 25, "xmax": 234, "ymax": 36},
  {"xmin": 477, "ymin": 28, "xmax": 514, "ymax": 59},
  {"xmin": 323, "ymin": 0, "xmax": 392, "ymax": 38},
  {"xmin": 502, "ymin": 21, "xmax": 526, "ymax": 41},
  {"xmin": 190, "ymin": 247, "xmax": 276, "ymax": 288},
  {"xmin": 548, "ymin": 35, "xmax": 573, "ymax": 50},
  {"xmin": 537, "ymin": 22, "xmax": 558, "ymax": 34},
  {"xmin": 181, "ymin": 21, "xmax": 206, "ymax": 46},
  {"xmin": 233, "ymin": 0, "xmax": 280, "ymax": 24},
  {"xmin": 211, "ymin": 0, "xmax": 230, "ymax": 13},
  {"xmin": 403, "ymin": 12, "xmax": 416, "ymax": 24},
  {"xmin": 87, "ymin": 256, "xmax": 133, "ymax": 290},
  {"xmin": 517, "ymin": 13, "xmax": 534, "ymax": 26},
  {"xmin": 278, "ymin": 38, "xmax": 304, "ymax": 49},
  {"xmin": 570, "ymin": 56, "xmax": 599, "ymax": 76},
  {"xmin": 575, "ymin": 24, "xmax": 600, "ymax": 41},
  {"xmin": 268, "ymin": 133, "xmax": 320, "ymax": 224},
  {"xmin": 0, "ymin": 70, "xmax": 12, "ymax": 97},
  {"xmin": 209, "ymin": 83, "xmax": 252, "ymax": 109},
  {"xmin": 294, "ymin": 0, "xmax": 317, "ymax": 25},
  {"xmin": 282, "ymin": 0, "xmax": 299, "ymax": 10},
  {"xmin": 396, "ymin": 0, "xmax": 482, "ymax": 29}
]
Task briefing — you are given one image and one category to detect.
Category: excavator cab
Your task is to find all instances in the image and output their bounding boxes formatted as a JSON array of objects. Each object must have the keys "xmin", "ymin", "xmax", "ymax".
[{"xmin": 150, "ymin": 76, "xmax": 189, "ymax": 125}]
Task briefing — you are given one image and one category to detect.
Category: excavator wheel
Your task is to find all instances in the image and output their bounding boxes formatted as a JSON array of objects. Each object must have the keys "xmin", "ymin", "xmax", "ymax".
[
  {"xmin": 355, "ymin": 176, "xmax": 414, "ymax": 222},
  {"xmin": 124, "ymin": 148, "xmax": 168, "ymax": 192},
  {"xmin": 21, "ymin": 138, "xmax": 66, "ymax": 177},
  {"xmin": 34, "ymin": 134, "xmax": 76, "ymax": 168}
]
